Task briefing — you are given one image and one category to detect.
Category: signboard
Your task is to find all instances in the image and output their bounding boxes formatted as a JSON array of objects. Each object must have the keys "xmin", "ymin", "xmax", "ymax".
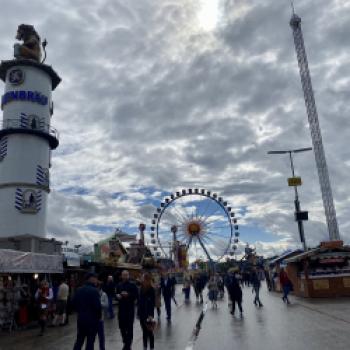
[
  {"xmin": 343, "ymin": 278, "xmax": 350, "ymax": 288},
  {"xmin": 295, "ymin": 211, "xmax": 309, "ymax": 221},
  {"xmin": 0, "ymin": 249, "xmax": 63, "ymax": 273},
  {"xmin": 312, "ymin": 279, "xmax": 329, "ymax": 290},
  {"xmin": 319, "ymin": 258, "xmax": 345, "ymax": 264},
  {"xmin": 109, "ymin": 240, "xmax": 120, "ymax": 252},
  {"xmin": 1, "ymin": 90, "xmax": 48, "ymax": 108},
  {"xmin": 9, "ymin": 69, "xmax": 25, "ymax": 85},
  {"xmin": 288, "ymin": 177, "xmax": 302, "ymax": 186}
]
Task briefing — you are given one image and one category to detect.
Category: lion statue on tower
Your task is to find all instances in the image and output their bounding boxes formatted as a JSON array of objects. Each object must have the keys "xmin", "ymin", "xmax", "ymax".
[{"xmin": 14, "ymin": 24, "xmax": 42, "ymax": 62}]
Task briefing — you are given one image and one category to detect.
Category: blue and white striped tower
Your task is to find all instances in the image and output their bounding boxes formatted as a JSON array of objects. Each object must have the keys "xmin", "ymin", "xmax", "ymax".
[{"xmin": 0, "ymin": 31, "xmax": 61, "ymax": 238}]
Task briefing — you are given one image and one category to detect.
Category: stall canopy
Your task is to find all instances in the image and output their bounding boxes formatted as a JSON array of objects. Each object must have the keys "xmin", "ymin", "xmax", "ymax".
[
  {"xmin": 0, "ymin": 249, "xmax": 63, "ymax": 273},
  {"xmin": 285, "ymin": 246, "xmax": 350, "ymax": 264}
]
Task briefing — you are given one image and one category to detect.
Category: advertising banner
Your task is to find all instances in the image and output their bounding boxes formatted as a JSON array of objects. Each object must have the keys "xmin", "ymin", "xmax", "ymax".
[{"xmin": 0, "ymin": 249, "xmax": 63, "ymax": 273}]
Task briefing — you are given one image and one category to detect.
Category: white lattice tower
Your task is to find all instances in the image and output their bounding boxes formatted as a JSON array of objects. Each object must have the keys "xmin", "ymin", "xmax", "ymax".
[{"xmin": 290, "ymin": 13, "xmax": 340, "ymax": 241}]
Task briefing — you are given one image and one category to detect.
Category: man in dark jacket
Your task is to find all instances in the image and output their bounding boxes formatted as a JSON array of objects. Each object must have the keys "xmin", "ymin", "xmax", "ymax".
[
  {"xmin": 160, "ymin": 271, "xmax": 176, "ymax": 321},
  {"xmin": 116, "ymin": 270, "xmax": 138, "ymax": 350},
  {"xmin": 225, "ymin": 271, "xmax": 243, "ymax": 316},
  {"xmin": 73, "ymin": 273, "xmax": 101, "ymax": 350}
]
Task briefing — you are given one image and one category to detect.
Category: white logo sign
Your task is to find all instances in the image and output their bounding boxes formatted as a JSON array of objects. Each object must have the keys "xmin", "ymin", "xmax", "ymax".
[{"xmin": 8, "ymin": 69, "xmax": 25, "ymax": 85}]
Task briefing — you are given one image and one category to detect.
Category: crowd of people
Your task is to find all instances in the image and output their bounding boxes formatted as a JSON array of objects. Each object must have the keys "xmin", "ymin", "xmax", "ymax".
[
  {"xmin": 27, "ymin": 266, "xmax": 293, "ymax": 350},
  {"xmin": 71, "ymin": 270, "xmax": 177, "ymax": 350}
]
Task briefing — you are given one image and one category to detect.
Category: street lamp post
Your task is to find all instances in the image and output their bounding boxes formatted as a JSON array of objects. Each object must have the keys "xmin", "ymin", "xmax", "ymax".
[{"xmin": 268, "ymin": 147, "xmax": 312, "ymax": 251}]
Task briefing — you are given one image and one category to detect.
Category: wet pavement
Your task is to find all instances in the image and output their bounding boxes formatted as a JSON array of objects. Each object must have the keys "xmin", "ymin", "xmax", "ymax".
[{"xmin": 1, "ymin": 286, "xmax": 350, "ymax": 350}]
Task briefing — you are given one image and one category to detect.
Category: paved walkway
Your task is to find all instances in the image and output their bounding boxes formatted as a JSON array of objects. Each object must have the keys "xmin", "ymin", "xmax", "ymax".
[{"xmin": 1, "ymin": 286, "xmax": 350, "ymax": 350}]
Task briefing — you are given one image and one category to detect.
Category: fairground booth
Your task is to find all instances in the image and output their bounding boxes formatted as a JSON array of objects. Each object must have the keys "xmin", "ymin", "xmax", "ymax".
[
  {"xmin": 285, "ymin": 241, "xmax": 350, "ymax": 298},
  {"xmin": 0, "ymin": 235, "xmax": 63, "ymax": 330}
]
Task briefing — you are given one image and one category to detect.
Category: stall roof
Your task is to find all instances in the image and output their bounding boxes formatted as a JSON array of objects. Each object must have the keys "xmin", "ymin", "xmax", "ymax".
[
  {"xmin": 0, "ymin": 249, "xmax": 63, "ymax": 273},
  {"xmin": 285, "ymin": 246, "xmax": 350, "ymax": 263},
  {"xmin": 269, "ymin": 249, "xmax": 303, "ymax": 265}
]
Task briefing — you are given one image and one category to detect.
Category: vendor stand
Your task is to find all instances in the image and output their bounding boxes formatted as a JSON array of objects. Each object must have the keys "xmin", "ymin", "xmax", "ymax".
[
  {"xmin": 0, "ymin": 249, "xmax": 63, "ymax": 330},
  {"xmin": 285, "ymin": 241, "xmax": 350, "ymax": 298}
]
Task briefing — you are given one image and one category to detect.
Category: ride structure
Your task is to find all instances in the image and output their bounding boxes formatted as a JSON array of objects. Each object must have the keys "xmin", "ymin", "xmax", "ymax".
[
  {"xmin": 290, "ymin": 11, "xmax": 340, "ymax": 241},
  {"xmin": 0, "ymin": 24, "xmax": 61, "ymax": 238},
  {"xmin": 149, "ymin": 188, "xmax": 240, "ymax": 267}
]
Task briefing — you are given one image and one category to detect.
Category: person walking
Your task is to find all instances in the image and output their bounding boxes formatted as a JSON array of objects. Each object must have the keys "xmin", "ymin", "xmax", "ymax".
[
  {"xmin": 35, "ymin": 280, "xmax": 53, "ymax": 336},
  {"xmin": 207, "ymin": 275, "xmax": 219, "ymax": 308},
  {"xmin": 225, "ymin": 271, "xmax": 243, "ymax": 316},
  {"xmin": 97, "ymin": 282, "xmax": 108, "ymax": 350},
  {"xmin": 264, "ymin": 268, "xmax": 272, "ymax": 291},
  {"xmin": 138, "ymin": 273, "xmax": 156, "ymax": 350},
  {"xmin": 182, "ymin": 273, "xmax": 191, "ymax": 303},
  {"xmin": 217, "ymin": 275, "xmax": 225, "ymax": 299},
  {"xmin": 153, "ymin": 274, "xmax": 162, "ymax": 321},
  {"xmin": 116, "ymin": 270, "xmax": 138, "ymax": 350},
  {"xmin": 280, "ymin": 268, "xmax": 293, "ymax": 304},
  {"xmin": 160, "ymin": 271, "xmax": 176, "ymax": 322},
  {"xmin": 104, "ymin": 275, "xmax": 116, "ymax": 319},
  {"xmin": 251, "ymin": 269, "xmax": 263, "ymax": 307},
  {"xmin": 52, "ymin": 278, "xmax": 69, "ymax": 326},
  {"xmin": 73, "ymin": 273, "xmax": 101, "ymax": 350},
  {"xmin": 192, "ymin": 273, "xmax": 201, "ymax": 303}
]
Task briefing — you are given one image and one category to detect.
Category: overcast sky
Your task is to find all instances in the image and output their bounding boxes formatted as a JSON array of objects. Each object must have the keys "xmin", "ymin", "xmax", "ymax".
[{"xmin": 1, "ymin": 0, "xmax": 350, "ymax": 258}]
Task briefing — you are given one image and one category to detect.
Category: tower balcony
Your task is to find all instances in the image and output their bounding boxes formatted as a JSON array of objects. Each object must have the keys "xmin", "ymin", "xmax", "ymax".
[{"xmin": 0, "ymin": 118, "xmax": 59, "ymax": 149}]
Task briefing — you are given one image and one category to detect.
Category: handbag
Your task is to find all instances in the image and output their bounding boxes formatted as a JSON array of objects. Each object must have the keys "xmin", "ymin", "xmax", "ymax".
[{"xmin": 146, "ymin": 316, "xmax": 156, "ymax": 331}]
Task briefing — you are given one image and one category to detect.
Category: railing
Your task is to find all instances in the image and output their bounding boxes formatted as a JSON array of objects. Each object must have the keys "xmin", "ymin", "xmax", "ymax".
[{"xmin": 0, "ymin": 118, "xmax": 59, "ymax": 140}]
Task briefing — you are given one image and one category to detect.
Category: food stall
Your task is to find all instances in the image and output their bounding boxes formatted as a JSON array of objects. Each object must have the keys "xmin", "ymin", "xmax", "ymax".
[
  {"xmin": 267, "ymin": 250, "xmax": 303, "ymax": 292},
  {"xmin": 285, "ymin": 241, "xmax": 350, "ymax": 298}
]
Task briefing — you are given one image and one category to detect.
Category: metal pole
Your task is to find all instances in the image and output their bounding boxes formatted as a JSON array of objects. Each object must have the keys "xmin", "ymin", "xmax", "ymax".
[
  {"xmin": 197, "ymin": 236, "xmax": 215, "ymax": 273},
  {"xmin": 288, "ymin": 152, "xmax": 307, "ymax": 251}
]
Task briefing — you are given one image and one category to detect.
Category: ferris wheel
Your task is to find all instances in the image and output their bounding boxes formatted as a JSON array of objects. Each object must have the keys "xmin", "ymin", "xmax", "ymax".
[{"xmin": 149, "ymin": 188, "xmax": 240, "ymax": 262}]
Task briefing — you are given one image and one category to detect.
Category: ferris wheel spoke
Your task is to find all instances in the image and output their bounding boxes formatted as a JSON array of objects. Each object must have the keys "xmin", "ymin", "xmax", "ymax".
[
  {"xmin": 178, "ymin": 196, "xmax": 193, "ymax": 220},
  {"xmin": 200, "ymin": 207, "xmax": 222, "ymax": 224},
  {"xmin": 204, "ymin": 231, "xmax": 229, "ymax": 238},
  {"xmin": 197, "ymin": 198, "xmax": 213, "ymax": 222},
  {"xmin": 157, "ymin": 229, "xmax": 172, "ymax": 238},
  {"xmin": 204, "ymin": 233, "xmax": 230, "ymax": 250},
  {"xmin": 205, "ymin": 218, "xmax": 228, "ymax": 228},
  {"xmin": 177, "ymin": 232, "xmax": 186, "ymax": 240},
  {"xmin": 197, "ymin": 236, "xmax": 212, "ymax": 262},
  {"xmin": 206, "ymin": 225, "xmax": 231, "ymax": 231},
  {"xmin": 169, "ymin": 205, "xmax": 189, "ymax": 225}
]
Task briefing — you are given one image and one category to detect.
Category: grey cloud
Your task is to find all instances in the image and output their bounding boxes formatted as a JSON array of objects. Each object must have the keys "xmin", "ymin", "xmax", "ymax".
[{"xmin": 0, "ymin": 0, "xmax": 349, "ymax": 257}]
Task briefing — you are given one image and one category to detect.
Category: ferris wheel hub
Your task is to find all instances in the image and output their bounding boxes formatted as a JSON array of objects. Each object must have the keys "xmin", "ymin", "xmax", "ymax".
[{"xmin": 186, "ymin": 220, "xmax": 202, "ymax": 236}]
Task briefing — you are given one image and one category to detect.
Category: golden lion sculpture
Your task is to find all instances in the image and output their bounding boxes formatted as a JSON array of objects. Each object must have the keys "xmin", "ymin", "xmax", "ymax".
[{"xmin": 14, "ymin": 24, "xmax": 41, "ymax": 62}]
